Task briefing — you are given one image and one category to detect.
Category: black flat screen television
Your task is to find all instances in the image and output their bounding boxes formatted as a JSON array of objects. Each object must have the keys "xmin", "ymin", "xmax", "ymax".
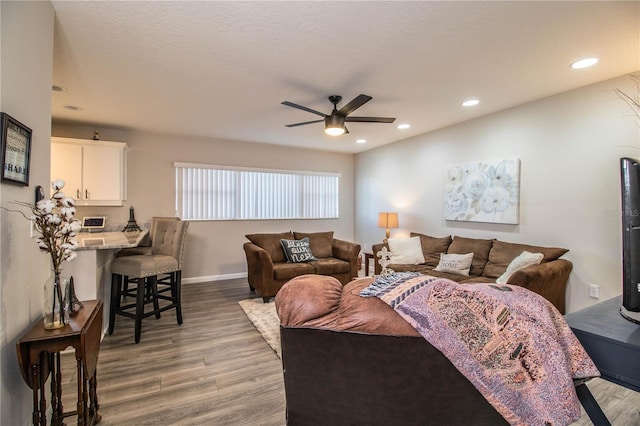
[{"xmin": 620, "ymin": 157, "xmax": 640, "ymax": 324}]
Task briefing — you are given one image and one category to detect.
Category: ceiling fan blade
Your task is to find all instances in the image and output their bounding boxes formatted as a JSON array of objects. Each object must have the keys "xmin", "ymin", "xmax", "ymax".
[
  {"xmin": 281, "ymin": 101, "xmax": 327, "ymax": 117},
  {"xmin": 285, "ymin": 119, "xmax": 324, "ymax": 128},
  {"xmin": 338, "ymin": 94, "xmax": 372, "ymax": 116},
  {"xmin": 345, "ymin": 116, "xmax": 396, "ymax": 123}
]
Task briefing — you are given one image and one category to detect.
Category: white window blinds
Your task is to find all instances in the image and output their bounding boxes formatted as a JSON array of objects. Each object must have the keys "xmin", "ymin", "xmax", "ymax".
[{"xmin": 175, "ymin": 162, "xmax": 339, "ymax": 221}]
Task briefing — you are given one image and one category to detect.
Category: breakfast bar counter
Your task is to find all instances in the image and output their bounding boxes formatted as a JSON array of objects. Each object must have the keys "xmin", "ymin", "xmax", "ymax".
[
  {"xmin": 76, "ymin": 231, "xmax": 147, "ymax": 251},
  {"xmin": 68, "ymin": 231, "xmax": 147, "ymax": 334}
]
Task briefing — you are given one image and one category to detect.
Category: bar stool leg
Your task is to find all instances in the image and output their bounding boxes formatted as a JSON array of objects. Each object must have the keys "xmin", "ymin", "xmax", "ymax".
[
  {"xmin": 149, "ymin": 276, "xmax": 161, "ymax": 319},
  {"xmin": 108, "ymin": 274, "xmax": 122, "ymax": 335},
  {"xmin": 173, "ymin": 271, "xmax": 183, "ymax": 325},
  {"xmin": 134, "ymin": 277, "xmax": 145, "ymax": 343}
]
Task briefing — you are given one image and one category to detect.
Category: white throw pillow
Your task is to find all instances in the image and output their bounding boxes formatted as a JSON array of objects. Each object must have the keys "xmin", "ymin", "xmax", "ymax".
[
  {"xmin": 387, "ymin": 236, "xmax": 425, "ymax": 265},
  {"xmin": 434, "ymin": 252, "xmax": 474, "ymax": 276},
  {"xmin": 496, "ymin": 251, "xmax": 544, "ymax": 284}
]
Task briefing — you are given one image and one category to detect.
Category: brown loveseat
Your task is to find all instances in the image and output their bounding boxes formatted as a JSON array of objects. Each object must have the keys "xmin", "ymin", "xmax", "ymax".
[
  {"xmin": 243, "ymin": 231, "xmax": 361, "ymax": 302},
  {"xmin": 275, "ymin": 274, "xmax": 509, "ymax": 425},
  {"xmin": 372, "ymin": 233, "xmax": 572, "ymax": 313}
]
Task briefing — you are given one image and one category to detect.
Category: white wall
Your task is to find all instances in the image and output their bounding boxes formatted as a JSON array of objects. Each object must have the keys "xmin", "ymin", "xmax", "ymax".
[
  {"xmin": 355, "ymin": 74, "xmax": 640, "ymax": 314},
  {"xmin": 50, "ymin": 124, "xmax": 356, "ymax": 281},
  {"xmin": 0, "ymin": 2, "xmax": 55, "ymax": 423}
]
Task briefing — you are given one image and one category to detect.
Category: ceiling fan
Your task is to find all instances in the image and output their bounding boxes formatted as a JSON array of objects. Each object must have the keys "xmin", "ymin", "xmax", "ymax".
[{"xmin": 281, "ymin": 94, "xmax": 396, "ymax": 136}]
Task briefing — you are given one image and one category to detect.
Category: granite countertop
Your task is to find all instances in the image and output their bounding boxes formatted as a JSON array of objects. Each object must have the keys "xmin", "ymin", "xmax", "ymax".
[{"xmin": 75, "ymin": 231, "xmax": 148, "ymax": 250}]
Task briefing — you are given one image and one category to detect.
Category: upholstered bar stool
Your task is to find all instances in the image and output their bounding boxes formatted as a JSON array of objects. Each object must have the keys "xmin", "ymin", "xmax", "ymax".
[
  {"xmin": 109, "ymin": 220, "xmax": 189, "ymax": 343},
  {"xmin": 116, "ymin": 216, "xmax": 180, "ymax": 257},
  {"xmin": 116, "ymin": 217, "xmax": 181, "ymax": 301}
]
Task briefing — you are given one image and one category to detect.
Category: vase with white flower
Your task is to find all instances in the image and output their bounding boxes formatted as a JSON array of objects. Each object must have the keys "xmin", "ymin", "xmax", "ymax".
[{"xmin": 10, "ymin": 179, "xmax": 82, "ymax": 328}]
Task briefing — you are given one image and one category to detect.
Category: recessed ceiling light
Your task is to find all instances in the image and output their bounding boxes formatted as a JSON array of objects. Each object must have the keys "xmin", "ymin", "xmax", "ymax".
[
  {"xmin": 571, "ymin": 57, "xmax": 598, "ymax": 69},
  {"xmin": 397, "ymin": 123, "xmax": 410, "ymax": 130},
  {"xmin": 462, "ymin": 99, "xmax": 480, "ymax": 107},
  {"xmin": 356, "ymin": 139, "xmax": 367, "ymax": 144},
  {"xmin": 52, "ymin": 85, "xmax": 66, "ymax": 92},
  {"xmin": 63, "ymin": 105, "xmax": 83, "ymax": 111}
]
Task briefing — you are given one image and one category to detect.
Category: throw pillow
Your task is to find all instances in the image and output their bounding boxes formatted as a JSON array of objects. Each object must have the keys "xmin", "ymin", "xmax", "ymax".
[
  {"xmin": 280, "ymin": 238, "xmax": 318, "ymax": 263},
  {"xmin": 496, "ymin": 251, "xmax": 544, "ymax": 284},
  {"xmin": 434, "ymin": 252, "xmax": 474, "ymax": 276},
  {"xmin": 387, "ymin": 236, "xmax": 426, "ymax": 265}
]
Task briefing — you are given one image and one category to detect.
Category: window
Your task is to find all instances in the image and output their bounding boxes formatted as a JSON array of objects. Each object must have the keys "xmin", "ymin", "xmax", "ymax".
[{"xmin": 175, "ymin": 162, "xmax": 339, "ymax": 221}]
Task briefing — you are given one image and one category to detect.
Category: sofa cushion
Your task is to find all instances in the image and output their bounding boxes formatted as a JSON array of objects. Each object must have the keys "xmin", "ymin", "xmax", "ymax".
[
  {"xmin": 483, "ymin": 240, "xmax": 568, "ymax": 279},
  {"xmin": 310, "ymin": 258, "xmax": 351, "ymax": 275},
  {"xmin": 280, "ymin": 237, "xmax": 318, "ymax": 263},
  {"xmin": 274, "ymin": 262, "xmax": 315, "ymax": 280},
  {"xmin": 387, "ymin": 236, "xmax": 425, "ymax": 265},
  {"xmin": 447, "ymin": 236, "xmax": 494, "ymax": 276},
  {"xmin": 434, "ymin": 252, "xmax": 474, "ymax": 276},
  {"xmin": 246, "ymin": 231, "xmax": 294, "ymax": 263},
  {"xmin": 294, "ymin": 231, "xmax": 334, "ymax": 258},
  {"xmin": 496, "ymin": 251, "xmax": 544, "ymax": 284},
  {"xmin": 410, "ymin": 233, "xmax": 452, "ymax": 267}
]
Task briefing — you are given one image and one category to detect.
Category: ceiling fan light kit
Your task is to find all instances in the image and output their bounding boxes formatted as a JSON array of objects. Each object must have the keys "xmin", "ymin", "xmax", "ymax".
[
  {"xmin": 282, "ymin": 94, "xmax": 396, "ymax": 137},
  {"xmin": 324, "ymin": 114, "xmax": 346, "ymax": 136}
]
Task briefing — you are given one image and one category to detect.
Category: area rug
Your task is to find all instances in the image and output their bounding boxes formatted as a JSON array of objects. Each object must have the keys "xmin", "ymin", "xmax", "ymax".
[{"xmin": 238, "ymin": 298, "xmax": 281, "ymax": 358}]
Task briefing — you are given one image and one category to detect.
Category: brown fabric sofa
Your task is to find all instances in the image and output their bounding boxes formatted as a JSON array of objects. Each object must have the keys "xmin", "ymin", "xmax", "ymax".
[
  {"xmin": 275, "ymin": 274, "xmax": 509, "ymax": 425},
  {"xmin": 243, "ymin": 231, "xmax": 361, "ymax": 302},
  {"xmin": 372, "ymin": 233, "xmax": 572, "ymax": 313}
]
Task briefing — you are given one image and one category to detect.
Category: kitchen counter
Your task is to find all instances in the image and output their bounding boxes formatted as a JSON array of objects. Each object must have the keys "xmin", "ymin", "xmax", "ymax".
[
  {"xmin": 76, "ymin": 231, "xmax": 147, "ymax": 250},
  {"xmin": 68, "ymin": 230, "xmax": 148, "ymax": 335}
]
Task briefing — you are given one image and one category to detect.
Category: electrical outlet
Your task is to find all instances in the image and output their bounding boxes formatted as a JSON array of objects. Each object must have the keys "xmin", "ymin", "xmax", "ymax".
[{"xmin": 589, "ymin": 284, "xmax": 600, "ymax": 299}]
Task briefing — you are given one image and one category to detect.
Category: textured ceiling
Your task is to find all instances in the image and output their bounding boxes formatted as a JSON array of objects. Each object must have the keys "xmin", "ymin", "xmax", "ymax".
[{"xmin": 50, "ymin": 1, "xmax": 640, "ymax": 153}]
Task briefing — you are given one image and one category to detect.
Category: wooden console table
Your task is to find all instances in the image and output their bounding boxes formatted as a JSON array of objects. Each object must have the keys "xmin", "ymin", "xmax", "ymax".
[
  {"xmin": 17, "ymin": 300, "xmax": 103, "ymax": 426},
  {"xmin": 565, "ymin": 296, "xmax": 640, "ymax": 425}
]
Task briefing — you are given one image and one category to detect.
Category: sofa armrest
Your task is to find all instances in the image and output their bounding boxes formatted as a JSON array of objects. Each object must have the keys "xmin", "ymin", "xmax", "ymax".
[
  {"xmin": 243, "ymin": 242, "xmax": 275, "ymax": 288},
  {"xmin": 332, "ymin": 238, "xmax": 362, "ymax": 279},
  {"xmin": 507, "ymin": 259, "xmax": 573, "ymax": 314},
  {"xmin": 371, "ymin": 242, "xmax": 389, "ymax": 275}
]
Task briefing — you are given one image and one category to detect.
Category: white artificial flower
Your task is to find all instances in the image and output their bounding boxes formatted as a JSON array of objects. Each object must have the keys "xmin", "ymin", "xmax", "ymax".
[
  {"xmin": 36, "ymin": 199, "xmax": 55, "ymax": 214},
  {"xmin": 61, "ymin": 197, "xmax": 75, "ymax": 208},
  {"xmin": 51, "ymin": 179, "xmax": 65, "ymax": 191},
  {"xmin": 11, "ymin": 179, "xmax": 80, "ymax": 275},
  {"xmin": 64, "ymin": 251, "xmax": 78, "ymax": 262},
  {"xmin": 47, "ymin": 214, "xmax": 62, "ymax": 225},
  {"xmin": 62, "ymin": 240, "xmax": 79, "ymax": 250},
  {"xmin": 61, "ymin": 206, "xmax": 76, "ymax": 218},
  {"xmin": 60, "ymin": 224, "xmax": 71, "ymax": 235}
]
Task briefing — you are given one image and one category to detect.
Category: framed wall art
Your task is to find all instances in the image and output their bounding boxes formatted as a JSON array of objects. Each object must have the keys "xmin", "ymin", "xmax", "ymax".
[
  {"xmin": 444, "ymin": 158, "xmax": 520, "ymax": 224},
  {"xmin": 1, "ymin": 112, "xmax": 32, "ymax": 186}
]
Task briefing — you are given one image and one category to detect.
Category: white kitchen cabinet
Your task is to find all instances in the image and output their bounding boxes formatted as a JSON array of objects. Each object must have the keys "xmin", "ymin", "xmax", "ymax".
[{"xmin": 51, "ymin": 137, "xmax": 127, "ymax": 206}]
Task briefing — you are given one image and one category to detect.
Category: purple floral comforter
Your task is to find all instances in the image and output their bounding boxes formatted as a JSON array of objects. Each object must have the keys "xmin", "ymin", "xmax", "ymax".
[{"xmin": 362, "ymin": 273, "xmax": 599, "ymax": 426}]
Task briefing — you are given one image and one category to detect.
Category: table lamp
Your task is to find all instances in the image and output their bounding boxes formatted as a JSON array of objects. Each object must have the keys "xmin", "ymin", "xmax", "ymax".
[{"xmin": 378, "ymin": 212, "xmax": 399, "ymax": 239}]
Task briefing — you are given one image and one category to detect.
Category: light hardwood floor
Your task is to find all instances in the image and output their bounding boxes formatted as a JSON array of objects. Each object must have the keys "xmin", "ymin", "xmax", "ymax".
[{"xmin": 59, "ymin": 278, "xmax": 639, "ymax": 425}]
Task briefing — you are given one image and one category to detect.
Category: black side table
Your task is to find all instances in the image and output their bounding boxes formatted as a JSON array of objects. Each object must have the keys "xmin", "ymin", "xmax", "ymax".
[
  {"xmin": 363, "ymin": 252, "xmax": 375, "ymax": 276},
  {"xmin": 565, "ymin": 296, "xmax": 640, "ymax": 425}
]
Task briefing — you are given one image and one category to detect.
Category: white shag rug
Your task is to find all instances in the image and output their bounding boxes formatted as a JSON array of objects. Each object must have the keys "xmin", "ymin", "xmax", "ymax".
[{"xmin": 238, "ymin": 298, "xmax": 281, "ymax": 358}]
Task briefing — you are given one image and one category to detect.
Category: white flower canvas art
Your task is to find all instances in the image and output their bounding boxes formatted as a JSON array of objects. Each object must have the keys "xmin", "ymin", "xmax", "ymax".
[{"xmin": 444, "ymin": 158, "xmax": 520, "ymax": 224}]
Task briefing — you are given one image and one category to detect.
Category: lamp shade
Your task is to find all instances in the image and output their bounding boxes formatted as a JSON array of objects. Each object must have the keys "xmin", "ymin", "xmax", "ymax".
[{"xmin": 377, "ymin": 212, "xmax": 399, "ymax": 229}]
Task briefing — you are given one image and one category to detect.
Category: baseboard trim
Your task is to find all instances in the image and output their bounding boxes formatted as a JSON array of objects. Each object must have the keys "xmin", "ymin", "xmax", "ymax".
[{"xmin": 182, "ymin": 272, "xmax": 248, "ymax": 284}]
